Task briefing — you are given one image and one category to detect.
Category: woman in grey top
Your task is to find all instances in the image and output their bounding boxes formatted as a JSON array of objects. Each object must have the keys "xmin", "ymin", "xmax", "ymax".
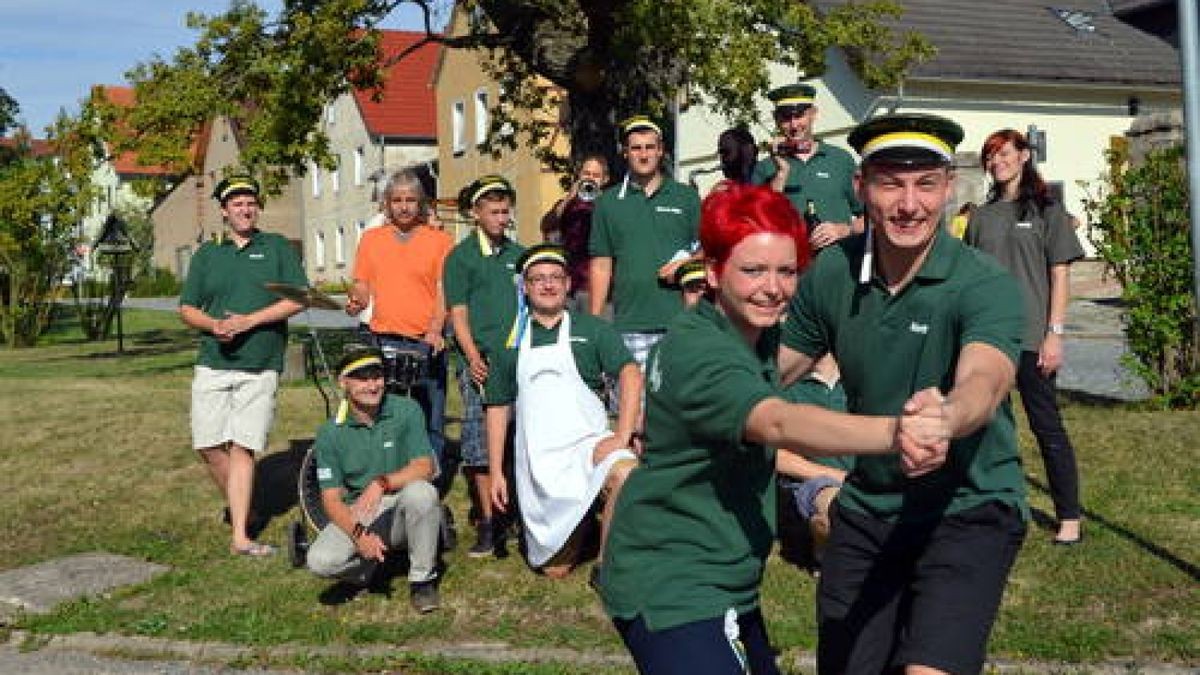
[{"xmin": 965, "ymin": 128, "xmax": 1086, "ymax": 545}]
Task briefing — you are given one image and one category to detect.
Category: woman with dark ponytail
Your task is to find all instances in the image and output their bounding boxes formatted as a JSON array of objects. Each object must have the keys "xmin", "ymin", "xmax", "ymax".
[{"xmin": 965, "ymin": 128, "xmax": 1086, "ymax": 545}]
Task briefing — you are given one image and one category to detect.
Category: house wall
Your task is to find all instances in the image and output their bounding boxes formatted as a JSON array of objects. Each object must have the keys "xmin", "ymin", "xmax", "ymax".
[
  {"xmin": 301, "ymin": 93, "xmax": 437, "ymax": 286},
  {"xmin": 149, "ymin": 116, "xmax": 304, "ymax": 279},
  {"xmin": 677, "ymin": 51, "xmax": 1181, "ymax": 257},
  {"xmin": 434, "ymin": 8, "xmax": 565, "ymax": 245}
]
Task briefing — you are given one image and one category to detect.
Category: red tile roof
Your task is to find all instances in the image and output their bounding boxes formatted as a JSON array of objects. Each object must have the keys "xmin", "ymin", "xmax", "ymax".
[
  {"xmin": 352, "ymin": 30, "xmax": 440, "ymax": 139},
  {"xmin": 95, "ymin": 85, "xmax": 184, "ymax": 176},
  {"xmin": 0, "ymin": 136, "xmax": 53, "ymax": 157}
]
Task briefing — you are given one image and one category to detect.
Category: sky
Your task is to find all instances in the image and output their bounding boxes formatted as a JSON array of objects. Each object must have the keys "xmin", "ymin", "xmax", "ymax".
[{"xmin": 0, "ymin": 0, "xmax": 436, "ymax": 135}]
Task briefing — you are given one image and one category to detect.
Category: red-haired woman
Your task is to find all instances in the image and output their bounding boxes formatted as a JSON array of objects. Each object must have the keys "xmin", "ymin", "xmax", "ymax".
[
  {"xmin": 597, "ymin": 184, "xmax": 952, "ymax": 675},
  {"xmin": 965, "ymin": 129, "xmax": 1085, "ymax": 545}
]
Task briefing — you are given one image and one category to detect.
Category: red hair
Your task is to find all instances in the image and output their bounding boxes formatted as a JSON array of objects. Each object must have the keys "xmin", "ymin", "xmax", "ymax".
[
  {"xmin": 700, "ymin": 183, "xmax": 810, "ymax": 275},
  {"xmin": 981, "ymin": 128, "xmax": 1051, "ymax": 217}
]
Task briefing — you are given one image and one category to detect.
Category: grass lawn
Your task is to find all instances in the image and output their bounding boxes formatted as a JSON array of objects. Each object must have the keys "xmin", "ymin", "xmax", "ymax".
[{"xmin": 0, "ymin": 306, "xmax": 1196, "ymax": 672}]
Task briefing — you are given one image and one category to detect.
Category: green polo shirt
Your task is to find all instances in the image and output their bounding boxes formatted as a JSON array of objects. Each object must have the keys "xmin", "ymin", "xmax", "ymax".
[
  {"xmin": 781, "ymin": 231, "xmax": 1027, "ymax": 522},
  {"xmin": 600, "ymin": 301, "xmax": 779, "ymax": 631},
  {"xmin": 443, "ymin": 229, "xmax": 525, "ymax": 357},
  {"xmin": 589, "ymin": 177, "xmax": 700, "ymax": 332},
  {"xmin": 313, "ymin": 394, "xmax": 433, "ymax": 504},
  {"xmin": 783, "ymin": 375, "xmax": 853, "ymax": 472},
  {"xmin": 179, "ymin": 231, "xmax": 307, "ymax": 372},
  {"xmin": 484, "ymin": 311, "xmax": 634, "ymax": 406},
  {"xmin": 751, "ymin": 143, "xmax": 861, "ymax": 225}
]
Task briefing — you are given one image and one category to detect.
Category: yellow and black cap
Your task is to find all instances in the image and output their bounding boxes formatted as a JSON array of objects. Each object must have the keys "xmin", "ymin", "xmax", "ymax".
[
  {"xmin": 674, "ymin": 259, "xmax": 707, "ymax": 288},
  {"xmin": 848, "ymin": 113, "xmax": 963, "ymax": 166},
  {"xmin": 212, "ymin": 175, "xmax": 261, "ymax": 204},
  {"xmin": 517, "ymin": 242, "xmax": 568, "ymax": 275},
  {"xmin": 336, "ymin": 346, "xmax": 384, "ymax": 379},
  {"xmin": 619, "ymin": 114, "xmax": 663, "ymax": 141},
  {"xmin": 767, "ymin": 83, "xmax": 816, "ymax": 114},
  {"xmin": 458, "ymin": 174, "xmax": 515, "ymax": 213}
]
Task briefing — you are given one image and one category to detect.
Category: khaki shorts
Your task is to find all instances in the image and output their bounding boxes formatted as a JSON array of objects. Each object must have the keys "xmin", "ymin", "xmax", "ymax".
[{"xmin": 190, "ymin": 366, "xmax": 278, "ymax": 453}]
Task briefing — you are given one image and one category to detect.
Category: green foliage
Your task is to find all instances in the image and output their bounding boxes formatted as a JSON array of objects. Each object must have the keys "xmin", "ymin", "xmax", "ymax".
[
  {"xmin": 129, "ymin": 266, "xmax": 182, "ymax": 298},
  {"xmin": 0, "ymin": 86, "xmax": 18, "ymax": 136},
  {"xmin": 1084, "ymin": 145, "xmax": 1199, "ymax": 408},
  {"xmin": 121, "ymin": 0, "xmax": 934, "ymax": 182},
  {"xmin": 0, "ymin": 108, "xmax": 104, "ymax": 347}
]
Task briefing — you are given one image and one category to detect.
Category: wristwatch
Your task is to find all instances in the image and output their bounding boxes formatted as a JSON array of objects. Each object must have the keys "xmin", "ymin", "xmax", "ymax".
[{"xmin": 1047, "ymin": 323, "xmax": 1065, "ymax": 335}]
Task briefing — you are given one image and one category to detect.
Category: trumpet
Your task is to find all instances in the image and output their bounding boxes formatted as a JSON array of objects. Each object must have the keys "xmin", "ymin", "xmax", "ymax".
[{"xmin": 577, "ymin": 179, "xmax": 600, "ymax": 202}]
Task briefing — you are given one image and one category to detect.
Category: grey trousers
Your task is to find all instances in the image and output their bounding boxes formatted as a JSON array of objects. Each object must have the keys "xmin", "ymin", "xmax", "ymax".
[{"xmin": 306, "ymin": 481, "xmax": 440, "ymax": 584}]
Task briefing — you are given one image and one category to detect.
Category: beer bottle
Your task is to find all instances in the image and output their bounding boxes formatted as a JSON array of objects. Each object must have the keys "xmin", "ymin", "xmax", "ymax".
[{"xmin": 804, "ymin": 199, "xmax": 821, "ymax": 235}]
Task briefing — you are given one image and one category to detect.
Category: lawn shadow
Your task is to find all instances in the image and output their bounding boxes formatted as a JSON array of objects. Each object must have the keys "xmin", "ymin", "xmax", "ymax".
[
  {"xmin": 1026, "ymin": 476, "xmax": 1199, "ymax": 582},
  {"xmin": 316, "ymin": 551, "xmax": 414, "ymax": 606},
  {"xmin": 249, "ymin": 439, "xmax": 309, "ymax": 537}
]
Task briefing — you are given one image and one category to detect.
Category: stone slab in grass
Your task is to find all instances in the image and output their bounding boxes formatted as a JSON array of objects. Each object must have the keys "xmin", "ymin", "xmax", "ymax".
[{"xmin": 0, "ymin": 552, "xmax": 168, "ymax": 623}]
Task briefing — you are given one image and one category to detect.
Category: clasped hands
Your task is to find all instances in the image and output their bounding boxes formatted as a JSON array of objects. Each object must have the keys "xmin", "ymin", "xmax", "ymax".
[
  {"xmin": 895, "ymin": 387, "xmax": 955, "ymax": 478},
  {"xmin": 211, "ymin": 312, "xmax": 256, "ymax": 342}
]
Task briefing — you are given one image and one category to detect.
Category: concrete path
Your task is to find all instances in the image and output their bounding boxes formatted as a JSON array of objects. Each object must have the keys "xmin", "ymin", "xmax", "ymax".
[
  {"xmin": 0, "ymin": 553, "xmax": 168, "ymax": 624},
  {"xmin": 3, "ymin": 629, "xmax": 1194, "ymax": 675}
]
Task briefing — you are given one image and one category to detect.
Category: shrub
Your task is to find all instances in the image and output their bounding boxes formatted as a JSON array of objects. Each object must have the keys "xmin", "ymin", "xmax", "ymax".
[
  {"xmin": 1084, "ymin": 145, "xmax": 1199, "ymax": 408},
  {"xmin": 129, "ymin": 266, "xmax": 181, "ymax": 298}
]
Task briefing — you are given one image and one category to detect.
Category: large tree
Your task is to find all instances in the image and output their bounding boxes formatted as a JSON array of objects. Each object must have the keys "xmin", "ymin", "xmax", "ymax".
[{"xmin": 120, "ymin": 0, "xmax": 932, "ymax": 184}]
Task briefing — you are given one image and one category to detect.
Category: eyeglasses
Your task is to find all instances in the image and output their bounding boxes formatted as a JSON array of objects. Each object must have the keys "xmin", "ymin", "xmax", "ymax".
[{"xmin": 526, "ymin": 273, "xmax": 567, "ymax": 286}]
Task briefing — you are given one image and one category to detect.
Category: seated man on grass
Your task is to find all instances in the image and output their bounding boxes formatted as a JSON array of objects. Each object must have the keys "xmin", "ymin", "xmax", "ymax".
[
  {"xmin": 306, "ymin": 347, "xmax": 442, "ymax": 613},
  {"xmin": 486, "ymin": 243, "xmax": 642, "ymax": 579}
]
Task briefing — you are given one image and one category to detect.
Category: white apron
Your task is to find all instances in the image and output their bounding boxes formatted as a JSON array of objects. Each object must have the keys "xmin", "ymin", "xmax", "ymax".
[{"xmin": 514, "ymin": 312, "xmax": 636, "ymax": 566}]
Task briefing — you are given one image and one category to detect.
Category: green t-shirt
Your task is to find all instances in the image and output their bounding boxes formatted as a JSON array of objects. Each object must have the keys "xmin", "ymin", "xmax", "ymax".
[
  {"xmin": 588, "ymin": 177, "xmax": 700, "ymax": 332},
  {"xmin": 781, "ymin": 231, "xmax": 1028, "ymax": 522},
  {"xmin": 751, "ymin": 142, "xmax": 862, "ymax": 225},
  {"xmin": 443, "ymin": 229, "xmax": 525, "ymax": 356},
  {"xmin": 782, "ymin": 375, "xmax": 853, "ymax": 472},
  {"xmin": 484, "ymin": 311, "xmax": 634, "ymax": 406},
  {"xmin": 313, "ymin": 394, "xmax": 434, "ymax": 504},
  {"xmin": 964, "ymin": 200, "xmax": 1085, "ymax": 350},
  {"xmin": 600, "ymin": 301, "xmax": 779, "ymax": 631},
  {"xmin": 179, "ymin": 231, "xmax": 307, "ymax": 372}
]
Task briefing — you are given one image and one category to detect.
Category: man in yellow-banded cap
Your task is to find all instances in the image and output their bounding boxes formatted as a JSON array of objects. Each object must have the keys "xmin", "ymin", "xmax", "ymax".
[
  {"xmin": 179, "ymin": 173, "xmax": 307, "ymax": 558},
  {"xmin": 777, "ymin": 113, "xmax": 1028, "ymax": 675}
]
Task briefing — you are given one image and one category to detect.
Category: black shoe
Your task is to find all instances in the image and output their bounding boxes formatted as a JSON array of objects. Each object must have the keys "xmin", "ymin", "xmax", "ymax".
[
  {"xmin": 588, "ymin": 565, "xmax": 602, "ymax": 593},
  {"xmin": 467, "ymin": 519, "xmax": 495, "ymax": 558},
  {"xmin": 410, "ymin": 580, "xmax": 440, "ymax": 613}
]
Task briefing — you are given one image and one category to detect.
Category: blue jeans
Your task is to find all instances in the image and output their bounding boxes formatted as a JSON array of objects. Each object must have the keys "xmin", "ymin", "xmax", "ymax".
[{"xmin": 371, "ymin": 333, "xmax": 447, "ymax": 488}]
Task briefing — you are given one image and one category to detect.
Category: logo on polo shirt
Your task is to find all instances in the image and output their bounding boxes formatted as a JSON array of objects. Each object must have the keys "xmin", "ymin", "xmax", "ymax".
[
  {"xmin": 316, "ymin": 467, "xmax": 332, "ymax": 481},
  {"xmin": 1016, "ymin": 222, "xmax": 1033, "ymax": 229},
  {"xmin": 816, "ymin": 171, "xmax": 830, "ymax": 178},
  {"xmin": 249, "ymin": 252, "xmax": 266, "ymax": 260},
  {"xmin": 909, "ymin": 321, "xmax": 929, "ymax": 334},
  {"xmin": 384, "ymin": 440, "xmax": 394, "ymax": 448},
  {"xmin": 655, "ymin": 206, "xmax": 683, "ymax": 214},
  {"xmin": 570, "ymin": 336, "xmax": 588, "ymax": 343}
]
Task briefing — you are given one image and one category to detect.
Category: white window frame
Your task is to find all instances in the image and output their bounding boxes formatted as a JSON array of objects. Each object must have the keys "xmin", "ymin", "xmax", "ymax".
[
  {"xmin": 334, "ymin": 225, "xmax": 346, "ymax": 265},
  {"xmin": 311, "ymin": 163, "xmax": 322, "ymax": 198},
  {"xmin": 331, "ymin": 159, "xmax": 341, "ymax": 194},
  {"xmin": 353, "ymin": 147, "xmax": 364, "ymax": 186},
  {"xmin": 451, "ymin": 100, "xmax": 466, "ymax": 155},
  {"xmin": 314, "ymin": 230, "xmax": 326, "ymax": 268},
  {"xmin": 474, "ymin": 88, "xmax": 489, "ymax": 146}
]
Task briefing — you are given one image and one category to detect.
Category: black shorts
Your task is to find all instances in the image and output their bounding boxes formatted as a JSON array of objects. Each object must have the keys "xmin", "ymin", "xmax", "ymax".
[
  {"xmin": 817, "ymin": 500, "xmax": 1026, "ymax": 675},
  {"xmin": 614, "ymin": 608, "xmax": 780, "ymax": 675}
]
